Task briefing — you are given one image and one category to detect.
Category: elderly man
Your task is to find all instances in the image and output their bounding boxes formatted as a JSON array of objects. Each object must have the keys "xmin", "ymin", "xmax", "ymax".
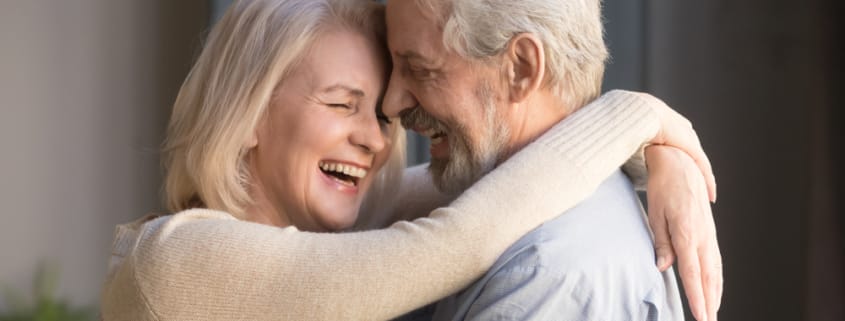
[{"xmin": 383, "ymin": 0, "xmax": 722, "ymax": 320}]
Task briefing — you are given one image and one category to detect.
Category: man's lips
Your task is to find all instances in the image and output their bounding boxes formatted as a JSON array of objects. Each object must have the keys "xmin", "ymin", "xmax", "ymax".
[
  {"xmin": 409, "ymin": 125, "xmax": 450, "ymax": 158},
  {"xmin": 429, "ymin": 133, "xmax": 449, "ymax": 159},
  {"xmin": 411, "ymin": 126, "xmax": 447, "ymax": 140}
]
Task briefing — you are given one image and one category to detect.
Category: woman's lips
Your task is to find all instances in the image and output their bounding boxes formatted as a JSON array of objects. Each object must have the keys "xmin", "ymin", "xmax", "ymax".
[
  {"xmin": 318, "ymin": 168, "xmax": 359, "ymax": 194},
  {"xmin": 317, "ymin": 160, "xmax": 370, "ymax": 194}
]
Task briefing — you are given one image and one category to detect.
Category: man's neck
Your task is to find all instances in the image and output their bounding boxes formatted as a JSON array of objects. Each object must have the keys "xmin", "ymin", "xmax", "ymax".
[{"xmin": 502, "ymin": 93, "xmax": 572, "ymax": 161}]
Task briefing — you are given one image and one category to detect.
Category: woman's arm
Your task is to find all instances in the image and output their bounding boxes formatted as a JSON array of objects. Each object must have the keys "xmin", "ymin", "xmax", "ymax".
[
  {"xmin": 349, "ymin": 89, "xmax": 721, "ymax": 320},
  {"xmin": 354, "ymin": 163, "xmax": 453, "ymax": 229},
  {"xmin": 386, "ymin": 164, "xmax": 454, "ymax": 222},
  {"xmin": 364, "ymin": 92, "xmax": 713, "ymax": 226},
  {"xmin": 354, "ymin": 91, "xmax": 722, "ymax": 320},
  {"xmin": 360, "ymin": 91, "xmax": 662, "ymax": 228},
  {"xmin": 103, "ymin": 90, "xmax": 673, "ymax": 320},
  {"xmin": 644, "ymin": 145, "xmax": 722, "ymax": 321}
]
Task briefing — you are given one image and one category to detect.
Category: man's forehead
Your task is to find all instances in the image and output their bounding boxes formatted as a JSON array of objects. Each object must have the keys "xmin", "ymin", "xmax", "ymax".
[
  {"xmin": 385, "ymin": 1, "xmax": 443, "ymax": 60},
  {"xmin": 385, "ymin": 1, "xmax": 436, "ymax": 34},
  {"xmin": 386, "ymin": 0, "xmax": 444, "ymax": 22}
]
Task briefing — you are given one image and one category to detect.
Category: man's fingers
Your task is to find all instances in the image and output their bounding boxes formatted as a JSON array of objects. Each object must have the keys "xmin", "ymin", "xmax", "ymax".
[{"xmin": 648, "ymin": 206, "xmax": 675, "ymax": 271}]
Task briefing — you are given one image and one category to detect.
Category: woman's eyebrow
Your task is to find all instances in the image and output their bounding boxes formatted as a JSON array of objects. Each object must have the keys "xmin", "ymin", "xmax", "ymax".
[{"xmin": 321, "ymin": 84, "xmax": 365, "ymax": 97}]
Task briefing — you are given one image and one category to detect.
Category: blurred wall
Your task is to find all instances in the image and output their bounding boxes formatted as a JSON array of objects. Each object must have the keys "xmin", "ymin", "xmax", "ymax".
[
  {"xmin": 608, "ymin": 0, "xmax": 843, "ymax": 319},
  {"xmin": 644, "ymin": 1, "xmax": 843, "ymax": 320},
  {"xmin": 0, "ymin": 0, "xmax": 208, "ymax": 308}
]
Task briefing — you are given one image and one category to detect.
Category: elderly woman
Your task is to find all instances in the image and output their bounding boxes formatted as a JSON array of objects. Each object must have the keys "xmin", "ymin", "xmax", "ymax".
[{"xmin": 101, "ymin": 0, "xmax": 716, "ymax": 320}]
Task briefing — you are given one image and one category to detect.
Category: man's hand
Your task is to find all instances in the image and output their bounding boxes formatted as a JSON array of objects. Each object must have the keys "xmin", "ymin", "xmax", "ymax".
[{"xmin": 645, "ymin": 145, "xmax": 722, "ymax": 321}]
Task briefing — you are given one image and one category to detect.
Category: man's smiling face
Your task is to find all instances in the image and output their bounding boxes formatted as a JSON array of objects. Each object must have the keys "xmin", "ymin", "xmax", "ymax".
[{"xmin": 382, "ymin": 0, "xmax": 512, "ymax": 195}]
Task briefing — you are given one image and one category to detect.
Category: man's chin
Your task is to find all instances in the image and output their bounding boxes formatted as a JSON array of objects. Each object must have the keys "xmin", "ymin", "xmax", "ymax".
[
  {"xmin": 428, "ymin": 131, "xmax": 504, "ymax": 196},
  {"xmin": 429, "ymin": 158, "xmax": 481, "ymax": 197}
]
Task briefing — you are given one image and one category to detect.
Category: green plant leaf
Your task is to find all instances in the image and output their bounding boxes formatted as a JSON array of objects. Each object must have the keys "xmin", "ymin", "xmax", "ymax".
[
  {"xmin": 33, "ymin": 262, "xmax": 59, "ymax": 305},
  {"xmin": 1, "ymin": 284, "xmax": 29, "ymax": 313},
  {"xmin": 0, "ymin": 262, "xmax": 96, "ymax": 321}
]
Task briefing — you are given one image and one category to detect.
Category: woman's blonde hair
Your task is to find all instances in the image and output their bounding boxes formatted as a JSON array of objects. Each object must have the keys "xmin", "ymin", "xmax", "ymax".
[{"xmin": 163, "ymin": 0, "xmax": 405, "ymax": 218}]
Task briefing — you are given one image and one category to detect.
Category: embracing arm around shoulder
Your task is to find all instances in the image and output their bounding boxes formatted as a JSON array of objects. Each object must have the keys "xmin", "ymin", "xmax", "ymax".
[{"xmin": 102, "ymin": 90, "xmax": 677, "ymax": 321}]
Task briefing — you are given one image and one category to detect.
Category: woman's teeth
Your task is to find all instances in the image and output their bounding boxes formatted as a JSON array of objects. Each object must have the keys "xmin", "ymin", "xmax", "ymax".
[{"xmin": 318, "ymin": 161, "xmax": 367, "ymax": 178}]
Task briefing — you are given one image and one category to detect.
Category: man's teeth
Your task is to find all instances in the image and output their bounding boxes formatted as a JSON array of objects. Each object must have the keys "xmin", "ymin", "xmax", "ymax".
[
  {"xmin": 420, "ymin": 128, "xmax": 445, "ymax": 139},
  {"xmin": 318, "ymin": 161, "xmax": 367, "ymax": 178},
  {"xmin": 421, "ymin": 128, "xmax": 436, "ymax": 137},
  {"xmin": 431, "ymin": 136, "xmax": 445, "ymax": 145}
]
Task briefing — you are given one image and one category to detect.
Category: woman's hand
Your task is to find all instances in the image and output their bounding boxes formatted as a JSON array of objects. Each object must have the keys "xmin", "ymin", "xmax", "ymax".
[
  {"xmin": 635, "ymin": 92, "xmax": 717, "ymax": 202},
  {"xmin": 645, "ymin": 145, "xmax": 722, "ymax": 321}
]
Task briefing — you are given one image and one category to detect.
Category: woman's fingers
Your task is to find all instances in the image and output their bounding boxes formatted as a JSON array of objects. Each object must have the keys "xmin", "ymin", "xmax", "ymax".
[
  {"xmin": 676, "ymin": 235, "xmax": 706, "ymax": 321},
  {"xmin": 667, "ymin": 194, "xmax": 706, "ymax": 321},
  {"xmin": 699, "ymin": 189, "xmax": 722, "ymax": 321},
  {"xmin": 701, "ymin": 246, "xmax": 721, "ymax": 321},
  {"xmin": 644, "ymin": 145, "xmax": 721, "ymax": 320},
  {"xmin": 684, "ymin": 130, "xmax": 717, "ymax": 203},
  {"xmin": 716, "ymin": 245, "xmax": 724, "ymax": 311},
  {"xmin": 642, "ymin": 92, "xmax": 718, "ymax": 202},
  {"xmin": 647, "ymin": 194, "xmax": 675, "ymax": 271}
]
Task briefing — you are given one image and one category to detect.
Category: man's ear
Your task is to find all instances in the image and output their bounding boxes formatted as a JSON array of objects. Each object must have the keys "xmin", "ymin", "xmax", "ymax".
[{"xmin": 504, "ymin": 33, "xmax": 545, "ymax": 104}]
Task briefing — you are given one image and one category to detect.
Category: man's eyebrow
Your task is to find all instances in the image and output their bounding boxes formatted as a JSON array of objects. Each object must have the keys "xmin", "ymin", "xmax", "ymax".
[
  {"xmin": 321, "ymin": 84, "xmax": 365, "ymax": 97},
  {"xmin": 395, "ymin": 51, "xmax": 433, "ymax": 64}
]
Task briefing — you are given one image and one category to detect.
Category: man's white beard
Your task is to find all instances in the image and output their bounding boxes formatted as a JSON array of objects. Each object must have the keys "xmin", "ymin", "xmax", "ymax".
[{"xmin": 402, "ymin": 82, "xmax": 511, "ymax": 196}]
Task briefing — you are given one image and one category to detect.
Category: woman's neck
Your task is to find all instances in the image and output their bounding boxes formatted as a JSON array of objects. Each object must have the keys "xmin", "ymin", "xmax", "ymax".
[{"xmin": 242, "ymin": 186, "xmax": 291, "ymax": 228}]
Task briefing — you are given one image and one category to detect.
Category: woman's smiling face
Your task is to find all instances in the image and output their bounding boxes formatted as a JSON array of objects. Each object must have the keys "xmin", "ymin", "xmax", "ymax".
[{"xmin": 246, "ymin": 28, "xmax": 393, "ymax": 232}]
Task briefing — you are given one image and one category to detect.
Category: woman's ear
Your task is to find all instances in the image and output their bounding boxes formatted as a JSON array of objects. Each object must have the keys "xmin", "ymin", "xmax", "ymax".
[
  {"xmin": 504, "ymin": 33, "xmax": 545, "ymax": 104},
  {"xmin": 245, "ymin": 131, "xmax": 258, "ymax": 149},
  {"xmin": 244, "ymin": 116, "xmax": 263, "ymax": 150}
]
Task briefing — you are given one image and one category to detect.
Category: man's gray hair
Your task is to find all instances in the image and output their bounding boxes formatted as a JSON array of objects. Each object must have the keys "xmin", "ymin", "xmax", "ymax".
[{"xmin": 417, "ymin": 0, "xmax": 609, "ymax": 111}]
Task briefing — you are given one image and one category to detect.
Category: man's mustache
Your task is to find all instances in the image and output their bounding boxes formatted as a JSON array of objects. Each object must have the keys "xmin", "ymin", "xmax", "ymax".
[{"xmin": 400, "ymin": 106, "xmax": 445, "ymax": 132}]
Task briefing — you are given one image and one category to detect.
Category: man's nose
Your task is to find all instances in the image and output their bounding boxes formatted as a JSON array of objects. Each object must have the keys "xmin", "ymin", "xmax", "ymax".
[{"xmin": 383, "ymin": 69, "xmax": 417, "ymax": 119}]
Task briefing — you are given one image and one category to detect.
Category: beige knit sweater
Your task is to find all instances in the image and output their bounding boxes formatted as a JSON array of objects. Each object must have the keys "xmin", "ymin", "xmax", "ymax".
[{"xmin": 101, "ymin": 90, "xmax": 661, "ymax": 321}]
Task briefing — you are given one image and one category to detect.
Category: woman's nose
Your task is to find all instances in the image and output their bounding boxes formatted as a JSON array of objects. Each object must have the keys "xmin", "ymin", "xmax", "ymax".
[{"xmin": 350, "ymin": 114, "xmax": 387, "ymax": 154}]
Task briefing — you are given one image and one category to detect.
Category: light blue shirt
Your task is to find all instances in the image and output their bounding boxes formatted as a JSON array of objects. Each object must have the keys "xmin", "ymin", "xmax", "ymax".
[{"xmin": 430, "ymin": 170, "xmax": 683, "ymax": 321}]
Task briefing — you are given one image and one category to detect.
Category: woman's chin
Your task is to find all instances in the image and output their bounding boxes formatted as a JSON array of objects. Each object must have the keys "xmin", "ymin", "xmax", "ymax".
[{"xmin": 314, "ymin": 210, "xmax": 359, "ymax": 232}]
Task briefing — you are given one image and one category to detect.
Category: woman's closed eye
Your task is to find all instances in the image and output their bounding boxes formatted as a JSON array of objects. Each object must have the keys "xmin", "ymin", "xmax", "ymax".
[
  {"xmin": 328, "ymin": 103, "xmax": 351, "ymax": 109},
  {"xmin": 376, "ymin": 111, "xmax": 391, "ymax": 125}
]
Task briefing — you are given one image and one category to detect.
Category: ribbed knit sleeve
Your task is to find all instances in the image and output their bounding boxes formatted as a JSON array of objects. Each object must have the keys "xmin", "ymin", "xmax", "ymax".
[{"xmin": 101, "ymin": 90, "xmax": 659, "ymax": 321}]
